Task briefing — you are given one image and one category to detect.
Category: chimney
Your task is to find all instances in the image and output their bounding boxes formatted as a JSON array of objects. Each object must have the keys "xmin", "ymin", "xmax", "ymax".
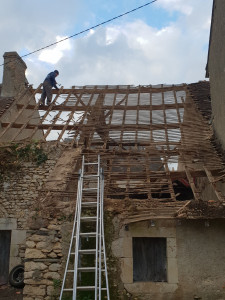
[{"xmin": 1, "ymin": 51, "xmax": 28, "ymax": 97}]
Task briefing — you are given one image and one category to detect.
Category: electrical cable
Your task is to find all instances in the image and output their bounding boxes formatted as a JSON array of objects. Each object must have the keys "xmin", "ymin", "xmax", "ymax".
[{"xmin": 0, "ymin": 0, "xmax": 157, "ymax": 67}]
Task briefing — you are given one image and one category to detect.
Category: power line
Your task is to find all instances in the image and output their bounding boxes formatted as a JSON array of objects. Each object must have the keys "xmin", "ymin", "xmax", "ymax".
[{"xmin": 0, "ymin": 0, "xmax": 157, "ymax": 67}]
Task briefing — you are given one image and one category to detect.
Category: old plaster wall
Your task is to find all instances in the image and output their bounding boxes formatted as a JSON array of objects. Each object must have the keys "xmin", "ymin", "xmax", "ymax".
[
  {"xmin": 111, "ymin": 217, "xmax": 225, "ymax": 300},
  {"xmin": 176, "ymin": 219, "xmax": 225, "ymax": 300},
  {"xmin": 207, "ymin": 0, "xmax": 225, "ymax": 150}
]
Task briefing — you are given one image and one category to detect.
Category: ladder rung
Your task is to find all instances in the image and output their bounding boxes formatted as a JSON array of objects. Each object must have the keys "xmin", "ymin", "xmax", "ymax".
[
  {"xmin": 73, "ymin": 232, "xmax": 97, "ymax": 238},
  {"xmin": 80, "ymin": 216, "xmax": 97, "ymax": 222},
  {"xmin": 79, "ymin": 249, "xmax": 96, "ymax": 254},
  {"xmin": 80, "ymin": 232, "xmax": 97, "ymax": 237},
  {"xmin": 67, "ymin": 267, "xmax": 95, "ymax": 272},
  {"xmin": 84, "ymin": 162, "xmax": 98, "ymax": 165},
  {"xmin": 67, "ymin": 267, "xmax": 106, "ymax": 272},
  {"xmin": 76, "ymin": 286, "xmax": 107, "ymax": 291},
  {"xmin": 78, "ymin": 267, "xmax": 95, "ymax": 272},
  {"xmin": 82, "ymin": 174, "xmax": 99, "ymax": 178},
  {"xmin": 83, "ymin": 187, "xmax": 98, "ymax": 190},
  {"xmin": 63, "ymin": 287, "xmax": 107, "ymax": 291},
  {"xmin": 71, "ymin": 249, "xmax": 104, "ymax": 255},
  {"xmin": 82, "ymin": 202, "xmax": 97, "ymax": 206}
]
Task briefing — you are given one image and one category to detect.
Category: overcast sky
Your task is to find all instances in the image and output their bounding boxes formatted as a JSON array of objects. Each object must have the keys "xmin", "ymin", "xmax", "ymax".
[{"xmin": 0, "ymin": 0, "xmax": 213, "ymax": 87}]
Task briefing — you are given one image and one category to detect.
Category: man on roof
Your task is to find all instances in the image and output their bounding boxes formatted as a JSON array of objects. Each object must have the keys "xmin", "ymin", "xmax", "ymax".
[{"xmin": 40, "ymin": 70, "xmax": 59, "ymax": 106}]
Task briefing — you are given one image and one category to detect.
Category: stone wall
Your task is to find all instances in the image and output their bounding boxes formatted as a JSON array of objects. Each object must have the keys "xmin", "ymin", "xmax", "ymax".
[
  {"xmin": 0, "ymin": 143, "xmax": 82, "ymax": 299},
  {"xmin": 0, "ymin": 143, "xmax": 62, "ymax": 278},
  {"xmin": 23, "ymin": 220, "xmax": 63, "ymax": 300}
]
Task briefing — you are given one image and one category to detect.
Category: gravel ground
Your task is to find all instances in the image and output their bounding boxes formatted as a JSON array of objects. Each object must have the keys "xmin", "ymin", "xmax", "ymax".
[{"xmin": 0, "ymin": 284, "xmax": 23, "ymax": 300}]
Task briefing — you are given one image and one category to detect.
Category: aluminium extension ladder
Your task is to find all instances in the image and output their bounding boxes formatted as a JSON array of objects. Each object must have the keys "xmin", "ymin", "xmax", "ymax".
[{"xmin": 60, "ymin": 155, "xmax": 110, "ymax": 300}]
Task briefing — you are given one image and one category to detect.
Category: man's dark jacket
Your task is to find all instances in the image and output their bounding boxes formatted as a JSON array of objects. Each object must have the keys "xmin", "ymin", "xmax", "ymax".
[{"xmin": 44, "ymin": 72, "xmax": 58, "ymax": 88}]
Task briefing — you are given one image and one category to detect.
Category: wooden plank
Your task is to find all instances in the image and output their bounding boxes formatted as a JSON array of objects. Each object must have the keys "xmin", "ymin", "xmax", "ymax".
[
  {"xmin": 0, "ymin": 122, "xmax": 186, "ymax": 131},
  {"xmin": 17, "ymin": 102, "xmax": 186, "ymax": 111},
  {"xmin": 35, "ymin": 85, "xmax": 187, "ymax": 94}
]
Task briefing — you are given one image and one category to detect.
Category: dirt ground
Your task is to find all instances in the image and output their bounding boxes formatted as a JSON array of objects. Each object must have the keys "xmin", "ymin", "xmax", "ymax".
[{"xmin": 0, "ymin": 284, "xmax": 23, "ymax": 300}]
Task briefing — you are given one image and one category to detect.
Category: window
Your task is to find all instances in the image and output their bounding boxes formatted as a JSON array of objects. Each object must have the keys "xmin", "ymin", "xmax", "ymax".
[{"xmin": 133, "ymin": 237, "xmax": 167, "ymax": 282}]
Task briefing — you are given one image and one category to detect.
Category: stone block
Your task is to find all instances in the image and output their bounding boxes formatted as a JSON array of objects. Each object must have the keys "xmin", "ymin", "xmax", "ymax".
[
  {"xmin": 43, "ymin": 272, "xmax": 60, "ymax": 280},
  {"xmin": 11, "ymin": 230, "xmax": 26, "ymax": 244},
  {"xmin": 167, "ymin": 238, "xmax": 177, "ymax": 258},
  {"xmin": 121, "ymin": 258, "xmax": 133, "ymax": 284},
  {"xmin": 25, "ymin": 248, "xmax": 46, "ymax": 259},
  {"xmin": 112, "ymin": 238, "xmax": 132, "ymax": 258},
  {"xmin": 49, "ymin": 263, "xmax": 61, "ymax": 272},
  {"xmin": 167, "ymin": 258, "xmax": 178, "ymax": 284},
  {"xmin": 36, "ymin": 241, "xmax": 49, "ymax": 250},
  {"xmin": 128, "ymin": 220, "xmax": 176, "ymax": 238},
  {"xmin": 48, "ymin": 224, "xmax": 60, "ymax": 230},
  {"xmin": 29, "ymin": 234, "xmax": 48, "ymax": 242},
  {"xmin": 47, "ymin": 285, "xmax": 54, "ymax": 296},
  {"xmin": 0, "ymin": 218, "xmax": 17, "ymax": 230},
  {"xmin": 25, "ymin": 262, "xmax": 48, "ymax": 272},
  {"xmin": 53, "ymin": 242, "xmax": 61, "ymax": 250},
  {"xmin": 26, "ymin": 241, "xmax": 36, "ymax": 248},
  {"xmin": 47, "ymin": 252, "xmax": 57, "ymax": 258},
  {"xmin": 10, "ymin": 244, "xmax": 19, "ymax": 257},
  {"xmin": 23, "ymin": 285, "xmax": 46, "ymax": 296}
]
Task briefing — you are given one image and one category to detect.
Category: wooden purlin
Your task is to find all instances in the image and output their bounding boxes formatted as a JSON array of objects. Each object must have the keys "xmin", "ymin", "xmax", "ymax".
[{"xmin": 48, "ymin": 85, "xmax": 187, "ymax": 94}]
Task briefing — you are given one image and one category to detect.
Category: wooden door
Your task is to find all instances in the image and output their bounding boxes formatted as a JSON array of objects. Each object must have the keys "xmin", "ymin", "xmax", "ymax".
[{"xmin": 0, "ymin": 231, "xmax": 11, "ymax": 285}]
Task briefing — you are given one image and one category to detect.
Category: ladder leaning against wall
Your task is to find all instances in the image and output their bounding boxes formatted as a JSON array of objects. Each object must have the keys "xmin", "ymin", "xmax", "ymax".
[{"xmin": 60, "ymin": 155, "xmax": 110, "ymax": 300}]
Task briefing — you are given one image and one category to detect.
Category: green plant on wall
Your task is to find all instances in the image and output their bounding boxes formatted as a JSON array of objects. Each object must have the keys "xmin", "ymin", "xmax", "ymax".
[{"xmin": 0, "ymin": 141, "xmax": 48, "ymax": 178}]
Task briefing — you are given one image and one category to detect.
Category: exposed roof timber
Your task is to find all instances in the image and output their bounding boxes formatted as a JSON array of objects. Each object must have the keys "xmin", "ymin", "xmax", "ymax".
[
  {"xmin": 17, "ymin": 102, "xmax": 187, "ymax": 111},
  {"xmin": 1, "ymin": 82, "xmax": 224, "ymax": 212}
]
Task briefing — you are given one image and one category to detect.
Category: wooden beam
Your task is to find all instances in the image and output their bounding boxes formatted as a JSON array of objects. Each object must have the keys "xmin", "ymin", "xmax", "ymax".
[
  {"xmin": 34, "ymin": 85, "xmax": 187, "ymax": 95},
  {"xmin": 17, "ymin": 102, "xmax": 187, "ymax": 111}
]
